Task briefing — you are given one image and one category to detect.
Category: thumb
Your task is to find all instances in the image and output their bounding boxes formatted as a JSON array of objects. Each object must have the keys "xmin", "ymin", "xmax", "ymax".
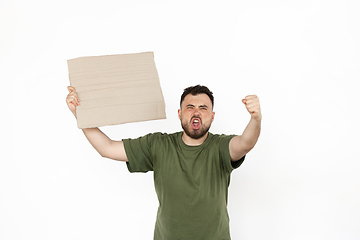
[{"xmin": 67, "ymin": 86, "xmax": 75, "ymax": 93}]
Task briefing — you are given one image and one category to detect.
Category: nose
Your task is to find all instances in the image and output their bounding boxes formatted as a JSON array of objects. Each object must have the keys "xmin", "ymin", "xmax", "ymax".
[{"xmin": 193, "ymin": 108, "xmax": 200, "ymax": 115}]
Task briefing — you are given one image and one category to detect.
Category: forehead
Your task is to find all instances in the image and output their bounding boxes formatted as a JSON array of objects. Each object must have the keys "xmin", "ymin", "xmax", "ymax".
[{"xmin": 182, "ymin": 93, "xmax": 212, "ymax": 107}]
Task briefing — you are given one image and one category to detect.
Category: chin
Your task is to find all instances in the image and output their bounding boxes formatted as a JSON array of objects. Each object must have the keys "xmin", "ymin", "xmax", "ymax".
[{"xmin": 184, "ymin": 127, "xmax": 210, "ymax": 140}]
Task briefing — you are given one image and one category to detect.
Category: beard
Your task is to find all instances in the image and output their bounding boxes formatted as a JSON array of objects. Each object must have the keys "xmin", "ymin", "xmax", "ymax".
[{"xmin": 181, "ymin": 118, "xmax": 211, "ymax": 139}]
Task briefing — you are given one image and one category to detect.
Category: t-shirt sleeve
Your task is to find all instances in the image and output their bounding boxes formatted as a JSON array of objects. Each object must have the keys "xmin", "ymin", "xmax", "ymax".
[
  {"xmin": 123, "ymin": 133, "xmax": 155, "ymax": 173},
  {"xmin": 219, "ymin": 135, "xmax": 245, "ymax": 173}
]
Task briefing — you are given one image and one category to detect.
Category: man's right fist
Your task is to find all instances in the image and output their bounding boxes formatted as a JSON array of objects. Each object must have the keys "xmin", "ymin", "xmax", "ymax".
[{"xmin": 66, "ymin": 86, "xmax": 80, "ymax": 117}]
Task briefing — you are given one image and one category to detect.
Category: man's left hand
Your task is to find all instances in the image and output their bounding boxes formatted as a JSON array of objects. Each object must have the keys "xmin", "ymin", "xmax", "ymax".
[{"xmin": 242, "ymin": 95, "xmax": 262, "ymax": 121}]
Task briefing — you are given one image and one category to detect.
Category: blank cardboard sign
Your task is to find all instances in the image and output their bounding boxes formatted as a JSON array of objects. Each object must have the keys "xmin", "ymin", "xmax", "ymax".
[{"xmin": 67, "ymin": 52, "xmax": 166, "ymax": 129}]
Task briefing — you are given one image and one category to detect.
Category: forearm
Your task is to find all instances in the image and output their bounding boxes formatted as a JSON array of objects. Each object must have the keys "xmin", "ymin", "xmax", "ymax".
[
  {"xmin": 82, "ymin": 128, "xmax": 113, "ymax": 157},
  {"xmin": 229, "ymin": 95, "xmax": 262, "ymax": 161},
  {"xmin": 241, "ymin": 117, "xmax": 261, "ymax": 151},
  {"xmin": 67, "ymin": 87, "xmax": 126, "ymax": 161}
]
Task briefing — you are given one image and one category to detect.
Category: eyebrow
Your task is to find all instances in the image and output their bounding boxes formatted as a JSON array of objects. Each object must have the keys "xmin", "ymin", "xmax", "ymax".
[{"xmin": 186, "ymin": 104, "xmax": 208, "ymax": 108}]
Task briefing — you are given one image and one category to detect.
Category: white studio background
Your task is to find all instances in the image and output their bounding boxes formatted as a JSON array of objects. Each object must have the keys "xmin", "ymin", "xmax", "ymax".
[{"xmin": 2, "ymin": 0, "xmax": 360, "ymax": 239}]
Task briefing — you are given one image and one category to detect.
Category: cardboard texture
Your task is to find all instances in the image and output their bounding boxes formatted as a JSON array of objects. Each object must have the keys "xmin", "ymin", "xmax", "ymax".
[{"xmin": 67, "ymin": 52, "xmax": 166, "ymax": 129}]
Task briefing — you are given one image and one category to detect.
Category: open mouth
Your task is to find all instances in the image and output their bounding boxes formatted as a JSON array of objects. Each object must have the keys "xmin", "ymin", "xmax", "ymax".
[{"xmin": 191, "ymin": 118, "xmax": 201, "ymax": 130}]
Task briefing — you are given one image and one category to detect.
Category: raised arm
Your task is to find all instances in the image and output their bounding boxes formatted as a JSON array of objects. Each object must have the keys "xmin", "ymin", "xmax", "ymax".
[
  {"xmin": 229, "ymin": 95, "xmax": 261, "ymax": 161},
  {"xmin": 66, "ymin": 86, "xmax": 128, "ymax": 162}
]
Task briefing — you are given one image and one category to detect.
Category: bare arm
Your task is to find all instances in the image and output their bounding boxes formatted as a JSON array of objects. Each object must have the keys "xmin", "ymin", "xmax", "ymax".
[
  {"xmin": 229, "ymin": 95, "xmax": 261, "ymax": 161},
  {"xmin": 82, "ymin": 128, "xmax": 128, "ymax": 161},
  {"xmin": 66, "ymin": 86, "xmax": 128, "ymax": 162}
]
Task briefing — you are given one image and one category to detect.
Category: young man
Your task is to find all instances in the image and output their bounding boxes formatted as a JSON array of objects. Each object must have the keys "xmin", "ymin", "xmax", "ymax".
[{"xmin": 66, "ymin": 85, "xmax": 261, "ymax": 239}]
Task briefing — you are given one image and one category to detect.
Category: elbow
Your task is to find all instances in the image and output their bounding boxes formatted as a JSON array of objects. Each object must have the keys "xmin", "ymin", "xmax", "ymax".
[
  {"xmin": 242, "ymin": 147, "xmax": 253, "ymax": 157},
  {"xmin": 239, "ymin": 144, "xmax": 256, "ymax": 158},
  {"xmin": 244, "ymin": 138, "xmax": 259, "ymax": 153},
  {"xmin": 246, "ymin": 144, "xmax": 255, "ymax": 152},
  {"xmin": 98, "ymin": 140, "xmax": 115, "ymax": 159},
  {"xmin": 99, "ymin": 148, "xmax": 112, "ymax": 159}
]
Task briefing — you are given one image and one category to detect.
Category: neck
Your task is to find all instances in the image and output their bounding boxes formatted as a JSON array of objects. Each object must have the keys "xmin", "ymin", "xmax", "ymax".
[{"xmin": 181, "ymin": 131, "xmax": 209, "ymax": 146}]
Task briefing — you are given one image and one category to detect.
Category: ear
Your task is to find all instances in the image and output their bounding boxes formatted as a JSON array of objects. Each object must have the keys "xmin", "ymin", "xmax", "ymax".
[
  {"xmin": 178, "ymin": 109, "xmax": 182, "ymax": 120},
  {"xmin": 211, "ymin": 111, "xmax": 215, "ymax": 122}
]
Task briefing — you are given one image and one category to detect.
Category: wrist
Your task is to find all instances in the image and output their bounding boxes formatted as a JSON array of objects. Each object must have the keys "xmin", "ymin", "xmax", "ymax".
[{"xmin": 251, "ymin": 115, "xmax": 262, "ymax": 122}]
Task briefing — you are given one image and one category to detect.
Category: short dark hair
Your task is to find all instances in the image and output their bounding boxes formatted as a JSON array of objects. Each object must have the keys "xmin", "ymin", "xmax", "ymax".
[{"xmin": 180, "ymin": 85, "xmax": 214, "ymax": 109}]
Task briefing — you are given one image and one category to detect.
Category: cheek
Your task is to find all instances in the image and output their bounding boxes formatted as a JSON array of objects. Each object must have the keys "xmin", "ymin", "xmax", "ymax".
[
  {"xmin": 203, "ymin": 111, "xmax": 213, "ymax": 118},
  {"xmin": 183, "ymin": 110, "xmax": 193, "ymax": 118},
  {"xmin": 204, "ymin": 112, "xmax": 214, "ymax": 123}
]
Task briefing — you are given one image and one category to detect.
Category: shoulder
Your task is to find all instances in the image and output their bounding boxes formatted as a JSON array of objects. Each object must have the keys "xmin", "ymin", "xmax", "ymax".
[
  {"xmin": 206, "ymin": 133, "xmax": 237, "ymax": 155},
  {"xmin": 208, "ymin": 133, "xmax": 244, "ymax": 171}
]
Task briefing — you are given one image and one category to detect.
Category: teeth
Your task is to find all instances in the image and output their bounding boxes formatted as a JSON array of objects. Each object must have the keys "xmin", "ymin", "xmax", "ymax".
[{"xmin": 194, "ymin": 120, "xmax": 199, "ymax": 123}]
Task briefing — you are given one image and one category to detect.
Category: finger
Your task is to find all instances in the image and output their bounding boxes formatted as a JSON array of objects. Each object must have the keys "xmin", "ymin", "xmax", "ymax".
[
  {"xmin": 66, "ymin": 93, "xmax": 77, "ymax": 101},
  {"xmin": 67, "ymin": 95, "xmax": 80, "ymax": 106},
  {"xmin": 248, "ymin": 106, "xmax": 260, "ymax": 113},
  {"xmin": 67, "ymin": 91, "xmax": 80, "ymax": 104},
  {"xmin": 67, "ymin": 92, "xmax": 74, "ymax": 100},
  {"xmin": 245, "ymin": 102, "xmax": 255, "ymax": 110},
  {"xmin": 245, "ymin": 95, "xmax": 258, "ymax": 100},
  {"xmin": 245, "ymin": 96, "xmax": 259, "ymax": 104},
  {"xmin": 242, "ymin": 99, "xmax": 247, "ymax": 104},
  {"xmin": 71, "ymin": 99, "xmax": 80, "ymax": 107},
  {"xmin": 67, "ymin": 86, "xmax": 75, "ymax": 93},
  {"xmin": 245, "ymin": 97, "xmax": 259, "ymax": 106},
  {"xmin": 248, "ymin": 105, "xmax": 261, "ymax": 115},
  {"xmin": 66, "ymin": 97, "xmax": 75, "ymax": 106},
  {"xmin": 67, "ymin": 86, "xmax": 80, "ymax": 102},
  {"xmin": 73, "ymin": 98, "xmax": 80, "ymax": 106}
]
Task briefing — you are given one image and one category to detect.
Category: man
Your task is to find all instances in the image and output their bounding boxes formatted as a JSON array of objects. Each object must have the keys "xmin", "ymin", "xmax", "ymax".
[{"xmin": 66, "ymin": 85, "xmax": 261, "ymax": 239}]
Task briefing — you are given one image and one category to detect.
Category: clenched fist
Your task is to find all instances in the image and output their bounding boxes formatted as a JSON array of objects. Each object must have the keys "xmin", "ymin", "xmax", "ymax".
[
  {"xmin": 242, "ymin": 95, "xmax": 261, "ymax": 121},
  {"xmin": 66, "ymin": 86, "xmax": 80, "ymax": 117}
]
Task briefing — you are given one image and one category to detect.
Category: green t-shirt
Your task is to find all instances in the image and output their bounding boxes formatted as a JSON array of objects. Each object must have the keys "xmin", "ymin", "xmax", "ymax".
[{"xmin": 123, "ymin": 132, "xmax": 245, "ymax": 240}]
